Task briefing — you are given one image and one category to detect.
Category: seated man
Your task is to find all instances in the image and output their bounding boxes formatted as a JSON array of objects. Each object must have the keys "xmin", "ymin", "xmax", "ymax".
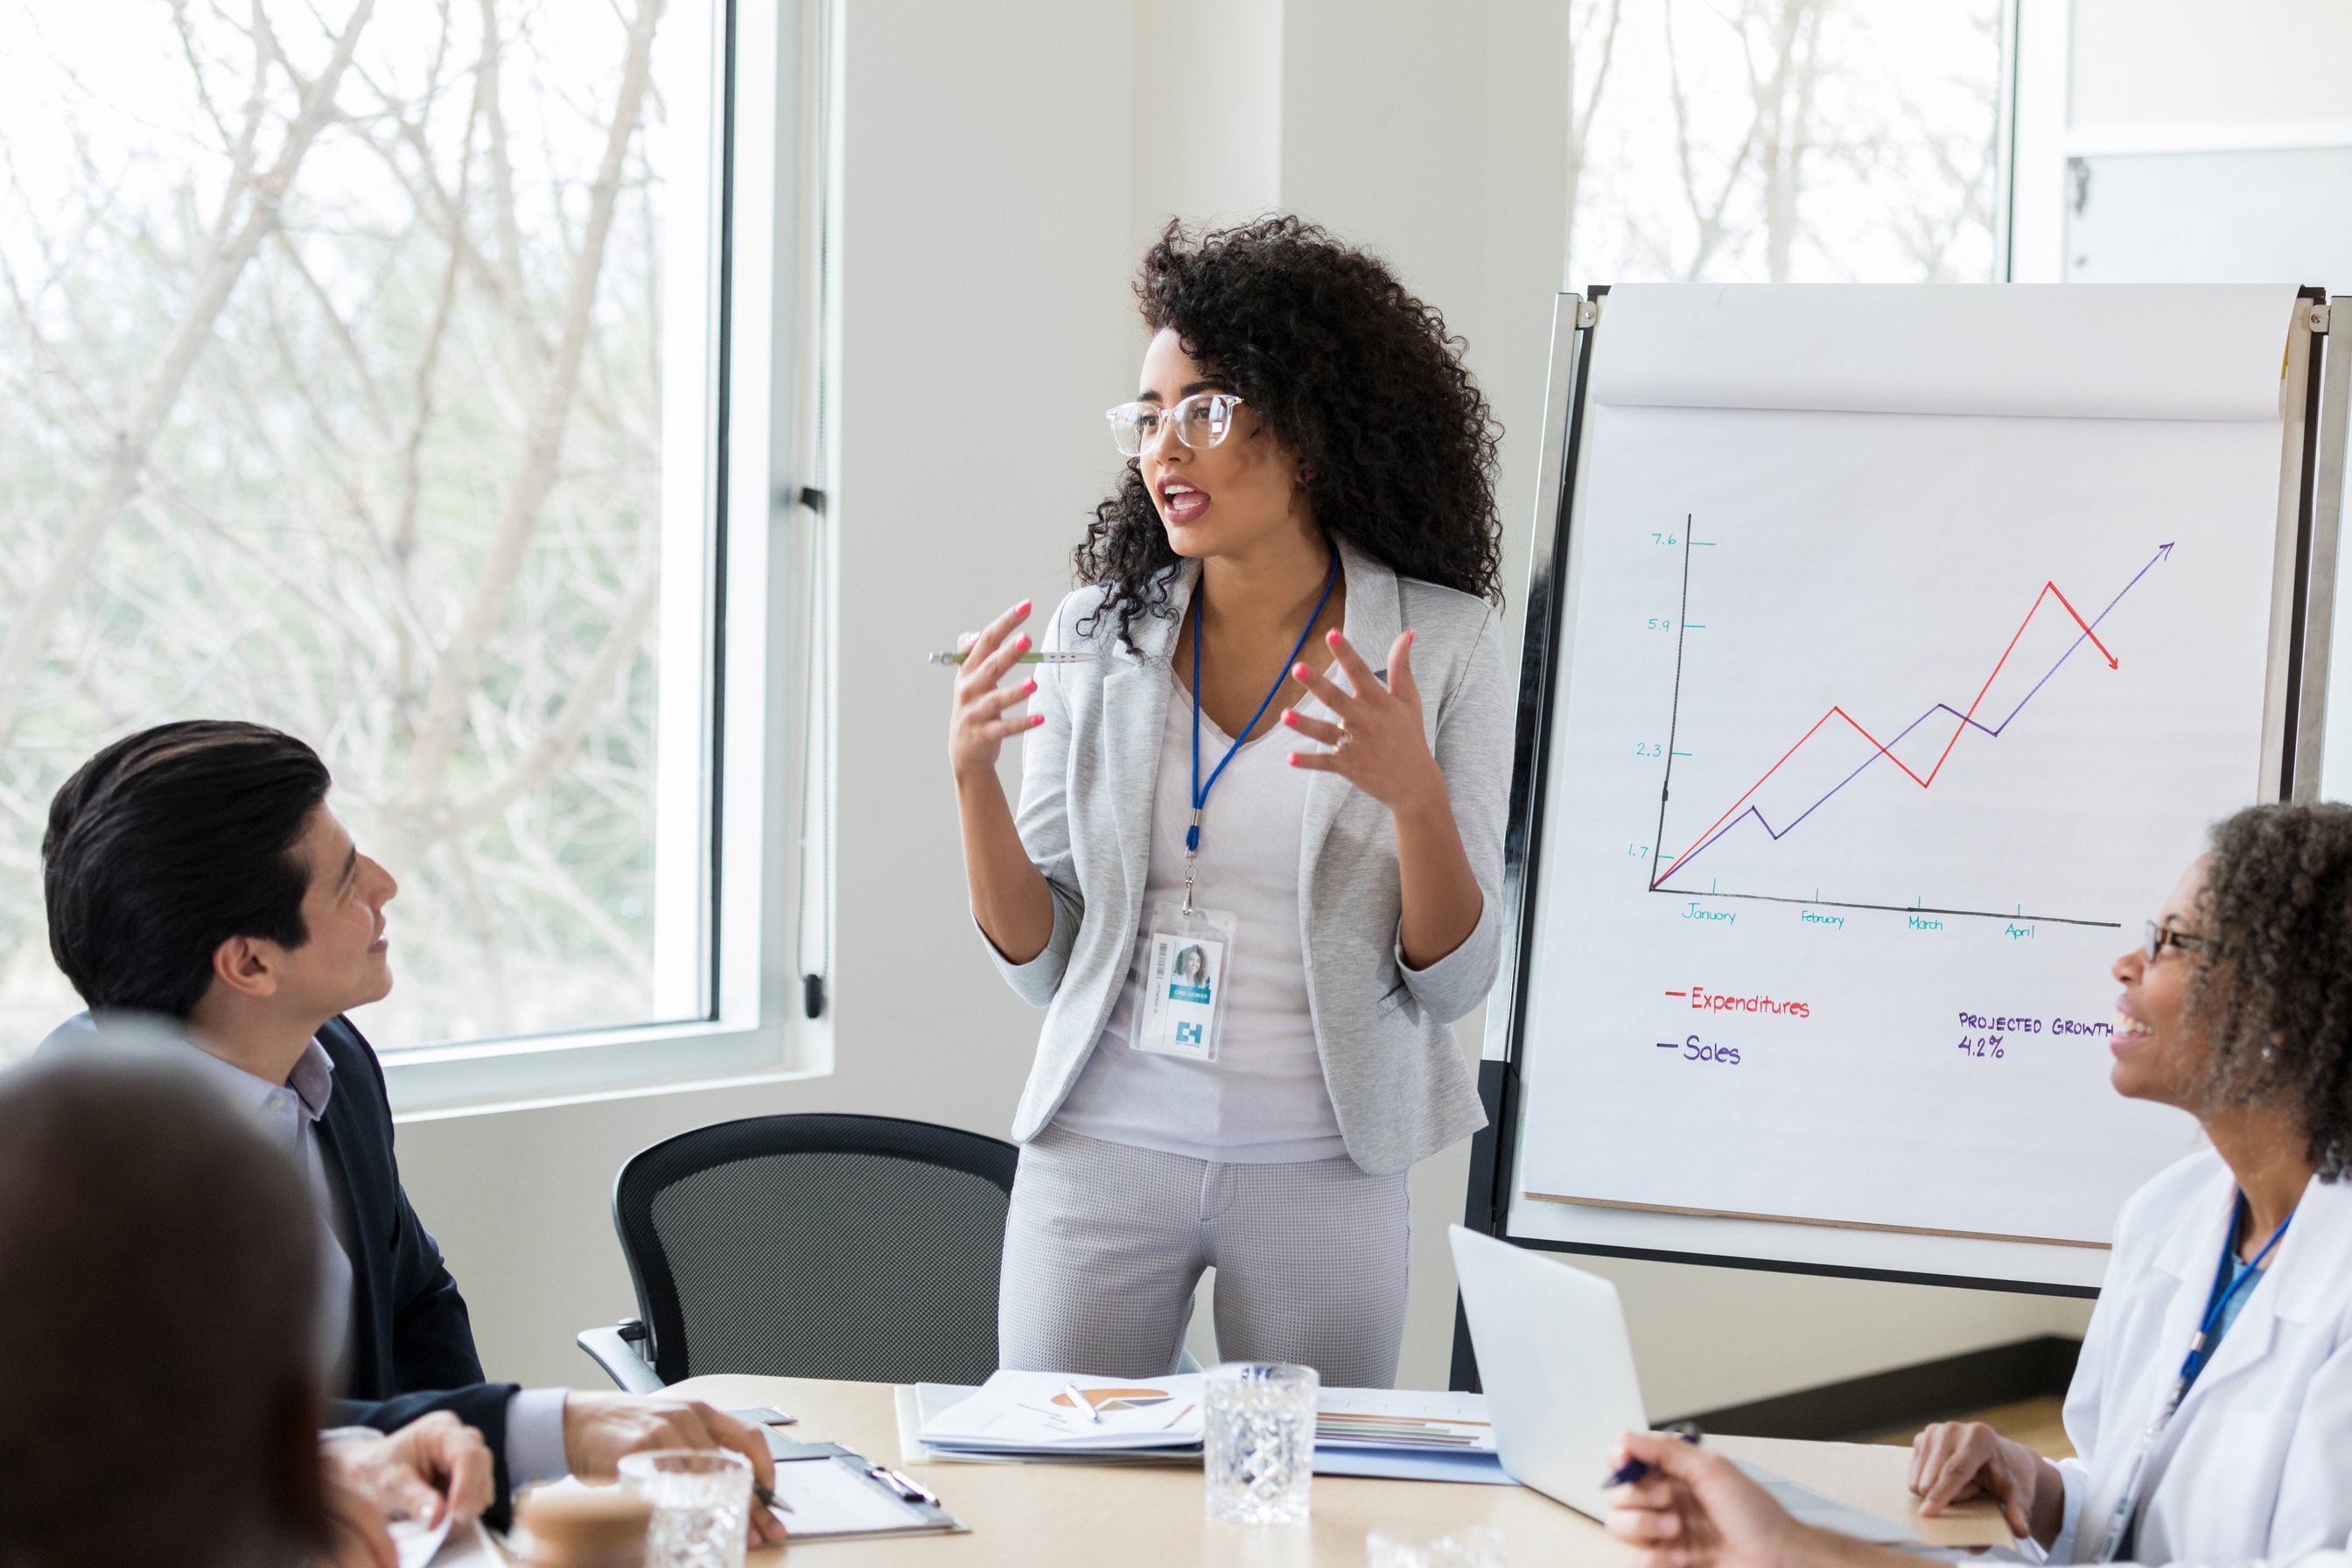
[
  {"xmin": 39, "ymin": 720, "xmax": 782, "ymax": 1543},
  {"xmin": 0, "ymin": 1040, "xmax": 489, "ymax": 1567}
]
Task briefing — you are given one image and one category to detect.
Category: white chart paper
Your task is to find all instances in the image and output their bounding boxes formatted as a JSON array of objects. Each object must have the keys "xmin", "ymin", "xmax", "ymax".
[{"xmin": 1515, "ymin": 284, "xmax": 2300, "ymax": 1249}]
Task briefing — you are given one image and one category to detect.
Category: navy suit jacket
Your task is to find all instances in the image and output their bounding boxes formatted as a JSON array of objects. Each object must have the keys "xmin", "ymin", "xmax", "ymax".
[{"xmin": 313, "ymin": 1016, "xmax": 526, "ymax": 1512}]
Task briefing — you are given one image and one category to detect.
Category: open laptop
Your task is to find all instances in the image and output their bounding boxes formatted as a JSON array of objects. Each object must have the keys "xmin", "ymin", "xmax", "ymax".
[{"xmin": 1448, "ymin": 1225, "xmax": 1919, "ymax": 1543}]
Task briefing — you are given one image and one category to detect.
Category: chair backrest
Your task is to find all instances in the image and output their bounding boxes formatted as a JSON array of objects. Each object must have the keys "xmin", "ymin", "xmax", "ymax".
[{"xmin": 612, "ymin": 1113, "xmax": 1018, "ymax": 1385}]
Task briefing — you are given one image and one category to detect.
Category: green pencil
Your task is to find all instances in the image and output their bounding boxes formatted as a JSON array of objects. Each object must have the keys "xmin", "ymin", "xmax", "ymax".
[{"xmin": 928, "ymin": 649, "xmax": 1091, "ymax": 666}]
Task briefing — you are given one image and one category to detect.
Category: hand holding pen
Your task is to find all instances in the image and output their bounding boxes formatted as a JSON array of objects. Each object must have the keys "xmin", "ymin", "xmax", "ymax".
[
  {"xmin": 1602, "ymin": 1420, "xmax": 1703, "ymax": 1488},
  {"xmin": 945, "ymin": 599, "xmax": 1047, "ymax": 784},
  {"xmin": 1603, "ymin": 1428, "xmax": 1819, "ymax": 1568}
]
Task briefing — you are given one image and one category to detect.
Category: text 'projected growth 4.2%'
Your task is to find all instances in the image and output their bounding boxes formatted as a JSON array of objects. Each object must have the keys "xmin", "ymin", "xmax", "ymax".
[{"xmin": 1643, "ymin": 528, "xmax": 2175, "ymax": 929}]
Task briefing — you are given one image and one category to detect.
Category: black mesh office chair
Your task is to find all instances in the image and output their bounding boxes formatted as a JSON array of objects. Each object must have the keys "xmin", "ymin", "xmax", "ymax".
[{"xmin": 577, "ymin": 1114, "xmax": 1019, "ymax": 1393}]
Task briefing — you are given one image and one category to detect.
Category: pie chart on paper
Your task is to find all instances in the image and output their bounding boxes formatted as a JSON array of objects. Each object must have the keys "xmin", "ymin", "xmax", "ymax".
[{"xmin": 1055, "ymin": 1387, "xmax": 1174, "ymax": 1414}]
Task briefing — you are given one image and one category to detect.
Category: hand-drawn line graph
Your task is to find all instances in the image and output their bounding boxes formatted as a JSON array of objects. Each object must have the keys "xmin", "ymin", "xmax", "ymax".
[{"xmin": 1644, "ymin": 527, "xmax": 2174, "ymax": 928}]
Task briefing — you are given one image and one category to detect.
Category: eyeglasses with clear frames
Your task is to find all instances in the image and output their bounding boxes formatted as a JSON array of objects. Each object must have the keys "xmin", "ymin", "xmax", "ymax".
[
  {"xmin": 2143, "ymin": 920, "xmax": 2214, "ymax": 964},
  {"xmin": 1106, "ymin": 392, "xmax": 1244, "ymax": 458}
]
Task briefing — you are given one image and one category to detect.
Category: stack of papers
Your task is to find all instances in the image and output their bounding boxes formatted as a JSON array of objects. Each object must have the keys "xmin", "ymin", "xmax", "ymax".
[
  {"xmin": 1317, "ymin": 1389, "xmax": 1495, "ymax": 1453},
  {"xmin": 1312, "ymin": 1390, "xmax": 1512, "ymax": 1486},
  {"xmin": 918, "ymin": 1373, "xmax": 1206, "ymax": 1459},
  {"xmin": 904, "ymin": 1377, "xmax": 1516, "ymax": 1486}
]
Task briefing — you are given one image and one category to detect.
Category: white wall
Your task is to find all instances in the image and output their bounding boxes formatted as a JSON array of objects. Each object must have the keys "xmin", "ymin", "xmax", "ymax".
[
  {"xmin": 2014, "ymin": 0, "xmax": 2352, "ymax": 283},
  {"xmin": 2068, "ymin": 0, "xmax": 2352, "ymax": 129},
  {"xmin": 401, "ymin": 0, "xmax": 2096, "ymax": 1409},
  {"xmin": 1129, "ymin": 0, "xmax": 1281, "ymax": 262}
]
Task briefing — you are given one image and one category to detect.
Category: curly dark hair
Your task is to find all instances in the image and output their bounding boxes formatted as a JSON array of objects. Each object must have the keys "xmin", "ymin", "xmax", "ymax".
[
  {"xmin": 2187, "ymin": 802, "xmax": 2352, "ymax": 1179},
  {"xmin": 1075, "ymin": 215, "xmax": 1503, "ymax": 647}
]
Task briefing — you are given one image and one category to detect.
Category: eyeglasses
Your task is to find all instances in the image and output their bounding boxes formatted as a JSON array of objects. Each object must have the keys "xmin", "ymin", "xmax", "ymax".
[
  {"xmin": 1106, "ymin": 392, "xmax": 1244, "ymax": 458},
  {"xmin": 2143, "ymin": 920, "xmax": 2214, "ymax": 964}
]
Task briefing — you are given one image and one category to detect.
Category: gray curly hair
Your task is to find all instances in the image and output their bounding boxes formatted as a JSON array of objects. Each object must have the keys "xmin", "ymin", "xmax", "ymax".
[{"xmin": 2188, "ymin": 802, "xmax": 2352, "ymax": 1179}]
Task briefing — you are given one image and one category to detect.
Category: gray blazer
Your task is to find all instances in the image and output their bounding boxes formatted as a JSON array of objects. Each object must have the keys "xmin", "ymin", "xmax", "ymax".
[{"xmin": 982, "ymin": 536, "xmax": 1509, "ymax": 1175}]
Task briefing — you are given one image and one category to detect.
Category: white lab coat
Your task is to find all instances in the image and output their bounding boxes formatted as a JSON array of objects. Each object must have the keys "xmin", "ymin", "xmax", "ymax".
[{"xmin": 2047, "ymin": 1150, "xmax": 2352, "ymax": 1565}]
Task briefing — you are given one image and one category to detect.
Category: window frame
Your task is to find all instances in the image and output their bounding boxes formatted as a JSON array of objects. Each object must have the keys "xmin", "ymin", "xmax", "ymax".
[{"xmin": 384, "ymin": 0, "xmax": 831, "ymax": 1117}]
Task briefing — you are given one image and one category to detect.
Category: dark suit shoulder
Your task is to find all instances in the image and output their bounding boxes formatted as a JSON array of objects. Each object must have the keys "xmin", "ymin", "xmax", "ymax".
[{"xmin": 318, "ymin": 1014, "xmax": 393, "ymax": 1106}]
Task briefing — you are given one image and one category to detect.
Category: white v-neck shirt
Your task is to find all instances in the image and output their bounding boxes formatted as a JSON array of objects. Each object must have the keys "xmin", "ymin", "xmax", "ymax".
[{"xmin": 1052, "ymin": 671, "xmax": 1347, "ymax": 1163}]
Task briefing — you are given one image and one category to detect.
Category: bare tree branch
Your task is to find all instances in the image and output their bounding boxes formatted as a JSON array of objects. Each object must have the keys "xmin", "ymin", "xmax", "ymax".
[
  {"xmin": 1563, "ymin": 0, "xmax": 1624, "ymax": 283},
  {"xmin": 445, "ymin": 564, "xmax": 660, "ymax": 836},
  {"xmin": 477, "ymin": 0, "xmax": 546, "ymax": 384},
  {"xmin": 1663, "ymin": 0, "xmax": 1759, "ymax": 280},
  {"xmin": 0, "ymin": 0, "xmax": 382, "ymax": 743},
  {"xmin": 398, "ymin": 0, "xmax": 665, "ymax": 808}
]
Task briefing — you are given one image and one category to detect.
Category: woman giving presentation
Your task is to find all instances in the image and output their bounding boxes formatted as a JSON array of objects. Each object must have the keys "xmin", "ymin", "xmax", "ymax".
[{"xmin": 945, "ymin": 216, "xmax": 1513, "ymax": 1386}]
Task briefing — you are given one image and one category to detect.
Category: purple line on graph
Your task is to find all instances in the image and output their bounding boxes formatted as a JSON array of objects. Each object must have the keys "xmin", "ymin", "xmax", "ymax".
[{"xmin": 1653, "ymin": 544, "xmax": 2171, "ymax": 891}]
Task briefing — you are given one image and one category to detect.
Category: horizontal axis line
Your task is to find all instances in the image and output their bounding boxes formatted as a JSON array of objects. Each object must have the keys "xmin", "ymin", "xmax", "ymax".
[{"xmin": 1646, "ymin": 885, "xmax": 2119, "ymax": 929}]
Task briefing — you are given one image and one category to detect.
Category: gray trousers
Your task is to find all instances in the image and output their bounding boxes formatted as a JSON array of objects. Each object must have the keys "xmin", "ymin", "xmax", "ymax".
[{"xmin": 996, "ymin": 1125, "xmax": 1412, "ymax": 1388}]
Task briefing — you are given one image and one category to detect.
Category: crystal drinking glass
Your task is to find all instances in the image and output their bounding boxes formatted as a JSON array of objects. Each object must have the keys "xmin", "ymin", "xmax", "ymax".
[
  {"xmin": 617, "ymin": 1449, "xmax": 751, "ymax": 1568},
  {"xmin": 1204, "ymin": 1361, "xmax": 1319, "ymax": 1524}
]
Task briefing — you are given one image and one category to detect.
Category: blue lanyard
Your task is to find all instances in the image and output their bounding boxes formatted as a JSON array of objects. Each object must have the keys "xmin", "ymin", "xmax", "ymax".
[
  {"xmin": 2094, "ymin": 1192, "xmax": 2292, "ymax": 1562},
  {"xmin": 2180, "ymin": 1194, "xmax": 2290, "ymax": 1389},
  {"xmin": 1181, "ymin": 552, "xmax": 1340, "ymax": 914}
]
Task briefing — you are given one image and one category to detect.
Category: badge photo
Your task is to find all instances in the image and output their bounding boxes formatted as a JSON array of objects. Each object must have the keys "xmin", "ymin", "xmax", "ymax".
[{"xmin": 1135, "ymin": 903, "xmax": 1236, "ymax": 1061}]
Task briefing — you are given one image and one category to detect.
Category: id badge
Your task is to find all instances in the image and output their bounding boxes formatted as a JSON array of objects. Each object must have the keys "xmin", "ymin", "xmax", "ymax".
[{"xmin": 1133, "ymin": 901, "xmax": 1237, "ymax": 1062}]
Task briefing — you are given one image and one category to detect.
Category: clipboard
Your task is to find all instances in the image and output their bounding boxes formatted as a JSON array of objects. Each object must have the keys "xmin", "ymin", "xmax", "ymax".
[{"xmin": 764, "ymin": 1438, "xmax": 966, "ymax": 1542}]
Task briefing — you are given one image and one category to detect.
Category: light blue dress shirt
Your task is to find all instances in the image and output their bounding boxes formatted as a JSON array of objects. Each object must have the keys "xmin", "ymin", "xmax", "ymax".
[{"xmin": 41, "ymin": 1012, "xmax": 571, "ymax": 1483}]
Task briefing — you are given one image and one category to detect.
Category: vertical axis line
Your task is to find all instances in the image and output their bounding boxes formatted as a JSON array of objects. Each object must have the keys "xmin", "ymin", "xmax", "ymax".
[{"xmin": 1648, "ymin": 518, "xmax": 1694, "ymax": 892}]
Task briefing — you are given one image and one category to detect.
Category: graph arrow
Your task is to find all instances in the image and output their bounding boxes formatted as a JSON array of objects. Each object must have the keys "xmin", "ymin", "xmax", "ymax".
[{"xmin": 1649, "ymin": 542, "xmax": 2173, "ymax": 891}]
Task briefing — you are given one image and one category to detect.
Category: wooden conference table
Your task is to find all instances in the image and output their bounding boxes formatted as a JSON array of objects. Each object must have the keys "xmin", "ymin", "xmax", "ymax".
[{"xmin": 623, "ymin": 1374, "xmax": 2016, "ymax": 1566}]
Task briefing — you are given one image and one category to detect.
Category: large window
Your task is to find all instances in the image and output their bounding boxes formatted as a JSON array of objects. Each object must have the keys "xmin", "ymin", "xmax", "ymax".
[
  {"xmin": 1563, "ymin": 0, "xmax": 2005, "ymax": 286},
  {"xmin": 0, "ymin": 1, "xmax": 741, "ymax": 1061}
]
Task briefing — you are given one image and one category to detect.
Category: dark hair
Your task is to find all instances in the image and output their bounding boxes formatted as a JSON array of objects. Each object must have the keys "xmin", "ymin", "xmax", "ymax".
[
  {"xmin": 2188, "ymin": 802, "xmax": 2352, "ymax": 1179},
  {"xmin": 0, "ymin": 1043, "xmax": 326, "ymax": 1566},
  {"xmin": 1076, "ymin": 215, "xmax": 1503, "ymax": 647},
  {"xmin": 43, "ymin": 721, "xmax": 332, "ymax": 1019}
]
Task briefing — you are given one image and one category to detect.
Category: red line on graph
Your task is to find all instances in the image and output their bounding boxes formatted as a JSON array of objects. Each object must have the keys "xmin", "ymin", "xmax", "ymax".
[{"xmin": 1649, "ymin": 580, "xmax": 2117, "ymax": 887}]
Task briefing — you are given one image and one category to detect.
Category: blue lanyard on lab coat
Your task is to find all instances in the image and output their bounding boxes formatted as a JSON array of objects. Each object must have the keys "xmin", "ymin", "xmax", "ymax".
[{"xmin": 2095, "ymin": 1194, "xmax": 2292, "ymax": 1563}]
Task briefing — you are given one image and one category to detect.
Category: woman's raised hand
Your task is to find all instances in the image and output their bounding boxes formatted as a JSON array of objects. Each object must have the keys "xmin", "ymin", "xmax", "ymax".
[
  {"xmin": 1281, "ymin": 628, "xmax": 1446, "ymax": 816},
  {"xmin": 948, "ymin": 599, "xmax": 1044, "ymax": 784}
]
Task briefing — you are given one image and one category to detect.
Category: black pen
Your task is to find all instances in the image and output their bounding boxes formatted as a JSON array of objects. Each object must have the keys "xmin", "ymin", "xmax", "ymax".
[
  {"xmin": 753, "ymin": 1481, "xmax": 791, "ymax": 1516},
  {"xmin": 1603, "ymin": 1421, "xmax": 1703, "ymax": 1488},
  {"xmin": 865, "ymin": 1463, "xmax": 941, "ymax": 1507}
]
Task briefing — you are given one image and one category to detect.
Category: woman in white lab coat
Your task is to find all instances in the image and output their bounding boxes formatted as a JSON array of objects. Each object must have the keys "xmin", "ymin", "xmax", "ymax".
[{"xmin": 1605, "ymin": 802, "xmax": 2352, "ymax": 1568}]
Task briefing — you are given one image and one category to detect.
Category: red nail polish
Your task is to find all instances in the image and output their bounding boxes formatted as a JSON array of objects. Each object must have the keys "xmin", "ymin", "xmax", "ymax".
[
  {"xmin": 1023, "ymin": 679, "xmax": 1038, "ymax": 694},
  {"xmin": 1031, "ymin": 714, "xmax": 1045, "ymax": 727},
  {"xmin": 1327, "ymin": 630, "xmax": 1341, "ymax": 644},
  {"xmin": 1018, "ymin": 599, "xmax": 1032, "ymax": 612},
  {"xmin": 1017, "ymin": 635, "xmax": 1031, "ymax": 651}
]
